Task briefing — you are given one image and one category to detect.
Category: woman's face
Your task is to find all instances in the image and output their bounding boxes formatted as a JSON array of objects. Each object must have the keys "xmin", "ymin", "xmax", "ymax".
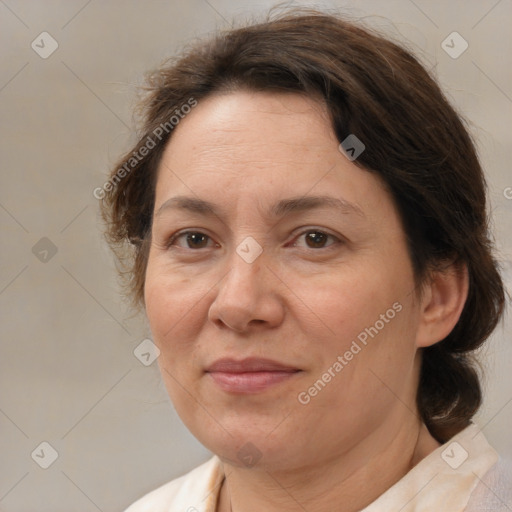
[{"xmin": 145, "ymin": 91, "xmax": 426, "ymax": 471}]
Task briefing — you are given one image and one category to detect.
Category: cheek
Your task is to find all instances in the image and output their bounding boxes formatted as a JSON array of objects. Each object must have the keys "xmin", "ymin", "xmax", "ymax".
[
  {"xmin": 287, "ymin": 256, "xmax": 420, "ymax": 395},
  {"xmin": 291, "ymin": 266, "xmax": 407, "ymax": 342},
  {"xmin": 144, "ymin": 263, "xmax": 208, "ymax": 357},
  {"xmin": 294, "ymin": 286, "xmax": 419, "ymax": 430},
  {"xmin": 144, "ymin": 269, "xmax": 208, "ymax": 410}
]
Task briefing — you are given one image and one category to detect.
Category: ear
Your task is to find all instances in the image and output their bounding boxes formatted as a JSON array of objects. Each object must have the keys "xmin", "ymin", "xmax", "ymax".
[{"xmin": 415, "ymin": 261, "xmax": 469, "ymax": 348}]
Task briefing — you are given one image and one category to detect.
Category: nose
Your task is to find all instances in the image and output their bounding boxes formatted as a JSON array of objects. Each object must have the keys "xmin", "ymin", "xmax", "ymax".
[{"xmin": 207, "ymin": 251, "xmax": 285, "ymax": 333}]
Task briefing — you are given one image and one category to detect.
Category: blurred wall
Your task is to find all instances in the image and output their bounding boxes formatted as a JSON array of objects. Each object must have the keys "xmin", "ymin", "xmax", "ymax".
[{"xmin": 1, "ymin": 1, "xmax": 511, "ymax": 510}]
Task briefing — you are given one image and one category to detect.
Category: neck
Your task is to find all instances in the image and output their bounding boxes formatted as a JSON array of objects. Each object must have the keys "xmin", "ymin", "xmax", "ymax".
[{"xmin": 217, "ymin": 419, "xmax": 440, "ymax": 512}]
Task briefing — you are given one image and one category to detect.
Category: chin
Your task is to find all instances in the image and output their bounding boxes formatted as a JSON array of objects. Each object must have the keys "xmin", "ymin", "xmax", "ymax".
[{"xmin": 190, "ymin": 420, "xmax": 311, "ymax": 472}]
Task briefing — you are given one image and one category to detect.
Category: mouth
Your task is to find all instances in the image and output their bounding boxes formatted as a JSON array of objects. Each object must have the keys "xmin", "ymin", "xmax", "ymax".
[{"xmin": 205, "ymin": 357, "xmax": 302, "ymax": 394}]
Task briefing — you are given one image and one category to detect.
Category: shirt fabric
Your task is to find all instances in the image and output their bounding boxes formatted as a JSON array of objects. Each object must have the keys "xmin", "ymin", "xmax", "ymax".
[{"xmin": 124, "ymin": 423, "xmax": 512, "ymax": 512}]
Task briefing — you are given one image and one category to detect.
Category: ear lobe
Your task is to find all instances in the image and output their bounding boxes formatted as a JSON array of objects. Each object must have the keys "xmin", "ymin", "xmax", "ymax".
[{"xmin": 416, "ymin": 262, "xmax": 469, "ymax": 348}]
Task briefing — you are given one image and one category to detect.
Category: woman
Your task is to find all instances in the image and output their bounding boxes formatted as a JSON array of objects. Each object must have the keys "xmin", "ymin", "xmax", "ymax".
[{"xmin": 101, "ymin": 10, "xmax": 511, "ymax": 512}]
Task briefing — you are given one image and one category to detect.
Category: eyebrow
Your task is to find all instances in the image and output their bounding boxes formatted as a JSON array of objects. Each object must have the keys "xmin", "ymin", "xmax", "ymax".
[{"xmin": 155, "ymin": 194, "xmax": 365, "ymax": 220}]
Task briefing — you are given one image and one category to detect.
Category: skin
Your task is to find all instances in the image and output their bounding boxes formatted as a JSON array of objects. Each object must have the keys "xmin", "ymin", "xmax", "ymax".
[{"xmin": 144, "ymin": 90, "xmax": 469, "ymax": 512}]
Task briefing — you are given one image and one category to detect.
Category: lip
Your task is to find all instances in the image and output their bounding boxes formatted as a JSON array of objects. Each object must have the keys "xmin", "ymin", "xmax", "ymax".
[{"xmin": 205, "ymin": 358, "xmax": 301, "ymax": 394}]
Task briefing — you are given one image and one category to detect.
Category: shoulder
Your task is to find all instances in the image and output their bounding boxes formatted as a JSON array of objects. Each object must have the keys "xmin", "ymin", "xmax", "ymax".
[
  {"xmin": 466, "ymin": 457, "xmax": 512, "ymax": 512},
  {"xmin": 124, "ymin": 456, "xmax": 222, "ymax": 512}
]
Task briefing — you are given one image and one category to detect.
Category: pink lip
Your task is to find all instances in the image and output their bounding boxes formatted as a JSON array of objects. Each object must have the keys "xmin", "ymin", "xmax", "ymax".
[{"xmin": 205, "ymin": 358, "xmax": 301, "ymax": 394}]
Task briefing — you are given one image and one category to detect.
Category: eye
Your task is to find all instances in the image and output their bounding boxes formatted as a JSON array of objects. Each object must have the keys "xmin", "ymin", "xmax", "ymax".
[
  {"xmin": 167, "ymin": 231, "xmax": 217, "ymax": 249},
  {"xmin": 291, "ymin": 229, "xmax": 340, "ymax": 249}
]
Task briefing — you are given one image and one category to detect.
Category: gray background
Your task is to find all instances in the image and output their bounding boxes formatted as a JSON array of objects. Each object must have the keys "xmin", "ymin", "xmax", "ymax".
[{"xmin": 1, "ymin": 0, "xmax": 511, "ymax": 511}]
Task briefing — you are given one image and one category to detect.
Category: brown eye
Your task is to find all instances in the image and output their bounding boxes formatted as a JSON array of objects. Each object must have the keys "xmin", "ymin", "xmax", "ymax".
[
  {"xmin": 292, "ymin": 230, "xmax": 339, "ymax": 249},
  {"xmin": 169, "ymin": 231, "xmax": 214, "ymax": 249},
  {"xmin": 305, "ymin": 231, "xmax": 330, "ymax": 248},
  {"xmin": 186, "ymin": 232, "xmax": 209, "ymax": 248}
]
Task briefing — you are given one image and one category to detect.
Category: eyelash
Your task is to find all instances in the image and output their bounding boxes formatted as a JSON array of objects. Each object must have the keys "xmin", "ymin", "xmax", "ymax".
[{"xmin": 166, "ymin": 229, "xmax": 341, "ymax": 251}]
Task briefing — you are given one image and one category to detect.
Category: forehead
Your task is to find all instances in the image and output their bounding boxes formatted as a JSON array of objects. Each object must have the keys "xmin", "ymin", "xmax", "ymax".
[
  {"xmin": 153, "ymin": 90, "xmax": 394, "ymax": 222},
  {"xmin": 159, "ymin": 90, "xmax": 335, "ymax": 169}
]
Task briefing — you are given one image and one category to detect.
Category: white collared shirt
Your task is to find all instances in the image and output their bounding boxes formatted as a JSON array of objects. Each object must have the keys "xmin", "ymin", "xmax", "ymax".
[{"xmin": 124, "ymin": 424, "xmax": 512, "ymax": 511}]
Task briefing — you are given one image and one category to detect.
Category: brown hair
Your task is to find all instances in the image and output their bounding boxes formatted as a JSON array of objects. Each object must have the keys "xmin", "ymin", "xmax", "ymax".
[{"xmin": 100, "ymin": 10, "xmax": 505, "ymax": 442}]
